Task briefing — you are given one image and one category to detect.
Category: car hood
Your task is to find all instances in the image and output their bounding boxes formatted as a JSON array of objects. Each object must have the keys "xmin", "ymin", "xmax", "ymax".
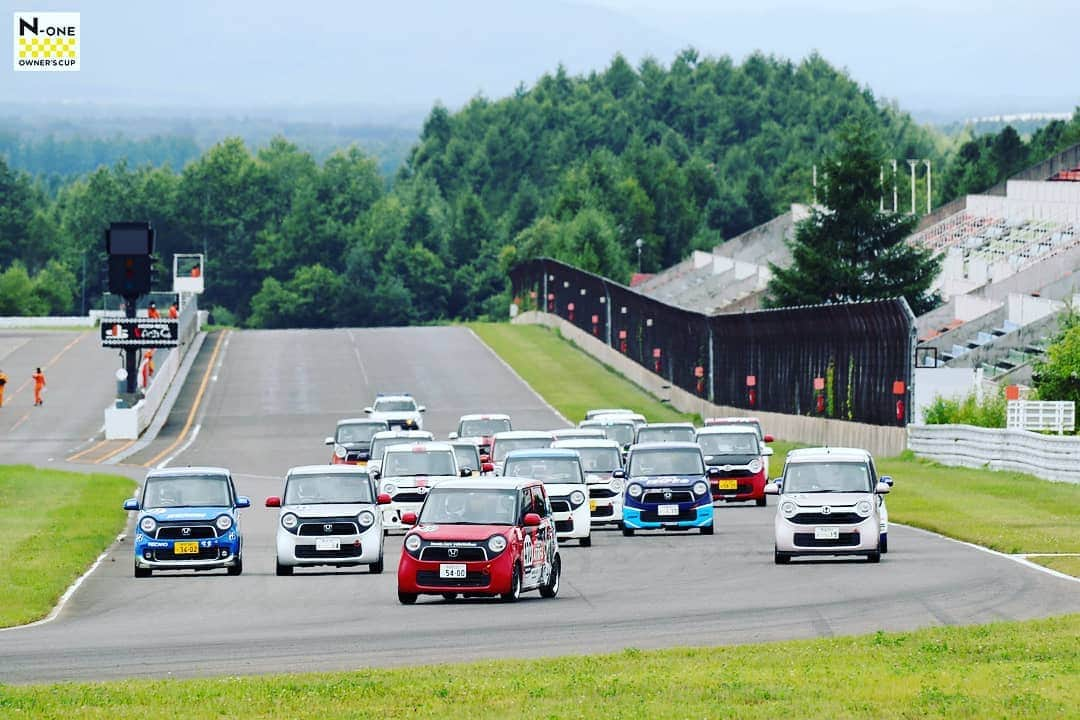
[
  {"xmin": 785, "ymin": 492, "xmax": 872, "ymax": 507},
  {"xmin": 142, "ymin": 506, "xmax": 232, "ymax": 521},
  {"xmin": 282, "ymin": 503, "xmax": 373, "ymax": 518},
  {"xmin": 704, "ymin": 453, "xmax": 758, "ymax": 467},
  {"xmin": 541, "ymin": 481, "xmax": 587, "ymax": 495},
  {"xmin": 339, "ymin": 441, "xmax": 372, "ymax": 450},
  {"xmin": 631, "ymin": 475, "xmax": 701, "ymax": 487},
  {"xmin": 381, "ymin": 475, "xmax": 458, "ymax": 488},
  {"xmin": 410, "ymin": 524, "xmax": 511, "ymax": 542},
  {"xmin": 372, "ymin": 411, "xmax": 418, "ymax": 420},
  {"xmin": 584, "ymin": 472, "xmax": 615, "ymax": 484}
]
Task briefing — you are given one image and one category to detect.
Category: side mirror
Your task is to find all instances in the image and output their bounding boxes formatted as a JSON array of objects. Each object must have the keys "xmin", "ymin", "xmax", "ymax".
[
  {"xmin": 764, "ymin": 483, "xmax": 779, "ymax": 495},
  {"xmin": 377, "ymin": 493, "xmax": 392, "ymax": 505},
  {"xmin": 235, "ymin": 496, "xmax": 251, "ymax": 509},
  {"xmin": 401, "ymin": 511, "xmax": 418, "ymax": 525},
  {"xmin": 763, "ymin": 434, "xmax": 775, "ymax": 443},
  {"xmin": 364, "ymin": 407, "xmax": 373, "ymax": 414},
  {"xmin": 418, "ymin": 406, "xmax": 427, "ymax": 413},
  {"xmin": 448, "ymin": 431, "xmax": 458, "ymax": 440},
  {"xmin": 612, "ymin": 469, "xmax": 626, "ymax": 479},
  {"xmin": 123, "ymin": 498, "xmax": 139, "ymax": 511},
  {"xmin": 460, "ymin": 468, "xmax": 473, "ymax": 477},
  {"xmin": 523, "ymin": 512, "xmax": 542, "ymax": 527},
  {"xmin": 482, "ymin": 462, "xmax": 494, "ymax": 473},
  {"xmin": 762, "ymin": 447, "xmax": 774, "ymax": 456},
  {"xmin": 265, "ymin": 496, "xmax": 281, "ymax": 508},
  {"xmin": 880, "ymin": 475, "xmax": 894, "ymax": 486},
  {"xmin": 875, "ymin": 482, "xmax": 891, "ymax": 495},
  {"xmin": 706, "ymin": 467, "xmax": 721, "ymax": 477},
  {"xmin": 324, "ymin": 436, "xmax": 335, "ymax": 445},
  {"xmin": 371, "ymin": 470, "xmax": 381, "ymax": 480}
]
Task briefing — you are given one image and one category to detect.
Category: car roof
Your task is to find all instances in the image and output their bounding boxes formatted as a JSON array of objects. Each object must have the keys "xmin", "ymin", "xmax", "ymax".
[
  {"xmin": 594, "ymin": 411, "xmax": 645, "ymax": 420},
  {"xmin": 384, "ymin": 441, "xmax": 454, "ymax": 453},
  {"xmin": 493, "ymin": 430, "xmax": 554, "ymax": 439},
  {"xmin": 372, "ymin": 429, "xmax": 433, "ymax": 439},
  {"xmin": 337, "ymin": 417, "xmax": 387, "ymax": 426},
  {"xmin": 639, "ymin": 422, "xmax": 696, "ymax": 429},
  {"xmin": 705, "ymin": 417, "xmax": 761, "ymax": 424},
  {"xmin": 288, "ymin": 464, "xmax": 371, "ymax": 476},
  {"xmin": 629, "ymin": 441, "xmax": 702, "ymax": 452},
  {"xmin": 145, "ymin": 466, "xmax": 230, "ymax": 479},
  {"xmin": 786, "ymin": 447, "xmax": 872, "ymax": 463},
  {"xmin": 581, "ymin": 417, "xmax": 636, "ymax": 427},
  {"xmin": 552, "ymin": 439, "xmax": 621, "ymax": 449},
  {"xmin": 504, "ymin": 448, "xmax": 581, "ymax": 460},
  {"xmin": 435, "ymin": 476, "xmax": 539, "ymax": 491},
  {"xmin": 587, "ymin": 408, "xmax": 633, "ymax": 415},
  {"xmin": 374, "ymin": 394, "xmax": 415, "ymax": 402},
  {"xmin": 449, "ymin": 440, "xmax": 481, "ymax": 450},
  {"xmin": 458, "ymin": 413, "xmax": 511, "ymax": 421},
  {"xmin": 552, "ymin": 428, "xmax": 606, "ymax": 436},
  {"xmin": 696, "ymin": 425, "xmax": 759, "ymax": 436}
]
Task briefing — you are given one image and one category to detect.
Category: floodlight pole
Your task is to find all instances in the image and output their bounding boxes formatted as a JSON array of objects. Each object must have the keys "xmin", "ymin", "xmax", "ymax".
[
  {"xmin": 907, "ymin": 160, "xmax": 918, "ymax": 215},
  {"xmin": 925, "ymin": 159, "xmax": 932, "ymax": 214}
]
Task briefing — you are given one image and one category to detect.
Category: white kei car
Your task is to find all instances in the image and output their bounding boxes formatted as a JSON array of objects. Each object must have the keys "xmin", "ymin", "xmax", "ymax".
[
  {"xmin": 375, "ymin": 442, "xmax": 468, "ymax": 532},
  {"xmin": 365, "ymin": 393, "xmax": 426, "ymax": 430},
  {"xmin": 267, "ymin": 465, "xmax": 389, "ymax": 575},
  {"xmin": 366, "ymin": 429, "xmax": 434, "ymax": 477},
  {"xmin": 552, "ymin": 438, "xmax": 625, "ymax": 526},
  {"xmin": 502, "ymin": 448, "xmax": 592, "ymax": 546}
]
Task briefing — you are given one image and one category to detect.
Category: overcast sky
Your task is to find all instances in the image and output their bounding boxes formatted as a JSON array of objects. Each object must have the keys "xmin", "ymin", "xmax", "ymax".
[{"xmin": 3, "ymin": 0, "xmax": 1076, "ymax": 123}]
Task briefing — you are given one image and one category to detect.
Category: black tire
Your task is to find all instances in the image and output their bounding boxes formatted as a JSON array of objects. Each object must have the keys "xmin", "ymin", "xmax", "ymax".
[
  {"xmin": 580, "ymin": 535, "xmax": 592, "ymax": 547},
  {"xmin": 622, "ymin": 527, "xmax": 635, "ymax": 537},
  {"xmin": 880, "ymin": 535, "xmax": 889, "ymax": 554},
  {"xmin": 275, "ymin": 561, "xmax": 293, "ymax": 576},
  {"xmin": 369, "ymin": 556, "xmax": 384, "ymax": 574},
  {"xmin": 398, "ymin": 591, "xmax": 418, "ymax": 605},
  {"xmin": 774, "ymin": 548, "xmax": 791, "ymax": 565},
  {"xmin": 501, "ymin": 564, "xmax": 522, "ymax": 603},
  {"xmin": 441, "ymin": 593, "xmax": 458, "ymax": 601},
  {"xmin": 867, "ymin": 550, "xmax": 881, "ymax": 563},
  {"xmin": 539, "ymin": 556, "xmax": 561, "ymax": 599},
  {"xmin": 701, "ymin": 523, "xmax": 715, "ymax": 535},
  {"xmin": 134, "ymin": 564, "xmax": 151, "ymax": 578},
  {"xmin": 227, "ymin": 555, "xmax": 243, "ymax": 576},
  {"xmin": 756, "ymin": 497, "xmax": 767, "ymax": 507}
]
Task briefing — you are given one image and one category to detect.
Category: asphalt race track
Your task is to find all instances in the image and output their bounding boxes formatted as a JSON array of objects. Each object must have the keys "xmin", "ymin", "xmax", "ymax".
[{"xmin": 2, "ymin": 327, "xmax": 1078, "ymax": 684}]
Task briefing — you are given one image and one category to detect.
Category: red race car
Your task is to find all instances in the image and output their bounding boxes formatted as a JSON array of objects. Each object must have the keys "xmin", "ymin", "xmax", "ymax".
[{"xmin": 397, "ymin": 477, "xmax": 561, "ymax": 604}]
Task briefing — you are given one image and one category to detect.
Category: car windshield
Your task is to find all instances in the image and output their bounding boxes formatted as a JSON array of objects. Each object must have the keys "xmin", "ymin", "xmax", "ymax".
[
  {"xmin": 493, "ymin": 437, "xmax": 551, "ymax": 462},
  {"xmin": 460, "ymin": 418, "xmax": 511, "ymax": 436},
  {"xmin": 783, "ymin": 462, "xmax": 872, "ymax": 493},
  {"xmin": 382, "ymin": 450, "xmax": 456, "ymax": 477},
  {"xmin": 142, "ymin": 475, "xmax": 232, "ymax": 508},
  {"xmin": 583, "ymin": 422, "xmax": 634, "ymax": 446},
  {"xmin": 284, "ymin": 473, "xmax": 373, "ymax": 505},
  {"xmin": 628, "ymin": 449, "xmax": 704, "ymax": 477},
  {"xmin": 555, "ymin": 430, "xmax": 603, "ymax": 440},
  {"xmin": 698, "ymin": 433, "xmax": 759, "ymax": 455},
  {"xmin": 708, "ymin": 420, "xmax": 763, "ymax": 440},
  {"xmin": 503, "ymin": 458, "xmax": 583, "ymax": 484},
  {"xmin": 375, "ymin": 399, "xmax": 416, "ymax": 413},
  {"xmin": 371, "ymin": 436, "xmax": 425, "ymax": 461},
  {"xmin": 452, "ymin": 446, "xmax": 480, "ymax": 471},
  {"xmin": 419, "ymin": 488, "xmax": 518, "ymax": 525},
  {"xmin": 336, "ymin": 424, "xmax": 381, "ymax": 444},
  {"xmin": 576, "ymin": 447, "xmax": 622, "ymax": 472},
  {"xmin": 637, "ymin": 426, "xmax": 696, "ymax": 444}
]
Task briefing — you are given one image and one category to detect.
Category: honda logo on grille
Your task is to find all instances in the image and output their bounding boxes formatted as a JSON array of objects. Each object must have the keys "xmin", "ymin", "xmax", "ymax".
[
  {"xmin": 323, "ymin": 524, "xmax": 333, "ymax": 533},
  {"xmin": 820, "ymin": 506, "xmax": 832, "ymax": 515},
  {"xmin": 181, "ymin": 527, "xmax": 191, "ymax": 536},
  {"xmin": 448, "ymin": 548, "xmax": 458, "ymax": 558},
  {"xmin": 416, "ymin": 486, "xmax": 429, "ymax": 494},
  {"xmin": 663, "ymin": 490, "xmax": 672, "ymax": 500}
]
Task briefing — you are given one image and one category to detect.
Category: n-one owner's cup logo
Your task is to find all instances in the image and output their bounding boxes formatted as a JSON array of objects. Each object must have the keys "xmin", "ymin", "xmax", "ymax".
[{"xmin": 13, "ymin": 12, "xmax": 80, "ymax": 71}]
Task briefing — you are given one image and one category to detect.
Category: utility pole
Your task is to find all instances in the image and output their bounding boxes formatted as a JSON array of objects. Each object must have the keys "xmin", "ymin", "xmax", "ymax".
[
  {"xmin": 892, "ymin": 159, "xmax": 898, "ymax": 213},
  {"xmin": 907, "ymin": 159, "xmax": 918, "ymax": 215},
  {"xmin": 925, "ymin": 159, "xmax": 932, "ymax": 214}
]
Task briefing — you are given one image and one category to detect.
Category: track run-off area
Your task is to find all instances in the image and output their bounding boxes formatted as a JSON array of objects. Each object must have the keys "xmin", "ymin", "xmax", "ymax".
[{"xmin": 1, "ymin": 326, "xmax": 1078, "ymax": 684}]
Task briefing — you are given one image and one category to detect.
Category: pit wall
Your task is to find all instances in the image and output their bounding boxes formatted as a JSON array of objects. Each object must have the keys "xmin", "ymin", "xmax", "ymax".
[{"xmin": 513, "ymin": 311, "xmax": 907, "ymax": 458}]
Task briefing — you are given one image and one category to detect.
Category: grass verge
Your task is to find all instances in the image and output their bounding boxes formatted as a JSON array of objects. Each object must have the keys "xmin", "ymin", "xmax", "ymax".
[
  {"xmin": 472, "ymin": 323, "xmax": 1080, "ymax": 566},
  {"xmin": 3, "ymin": 615, "xmax": 1077, "ymax": 718},
  {"xmin": 0, "ymin": 465, "xmax": 134, "ymax": 628},
  {"xmin": 1030, "ymin": 555, "xmax": 1080, "ymax": 577}
]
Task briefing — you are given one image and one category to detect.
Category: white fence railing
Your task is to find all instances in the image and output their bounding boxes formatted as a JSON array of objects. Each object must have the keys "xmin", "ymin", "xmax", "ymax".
[
  {"xmin": 1006, "ymin": 400, "xmax": 1075, "ymax": 434},
  {"xmin": 908, "ymin": 424, "xmax": 1080, "ymax": 483}
]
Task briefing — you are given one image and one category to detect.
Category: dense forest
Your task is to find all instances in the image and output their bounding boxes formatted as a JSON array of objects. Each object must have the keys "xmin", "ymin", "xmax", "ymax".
[{"xmin": 1, "ymin": 50, "xmax": 1078, "ymax": 326}]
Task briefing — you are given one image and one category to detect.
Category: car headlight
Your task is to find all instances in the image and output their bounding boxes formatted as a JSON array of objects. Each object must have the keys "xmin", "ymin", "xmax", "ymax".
[
  {"xmin": 856, "ymin": 500, "xmax": 872, "ymax": 517},
  {"xmin": 570, "ymin": 490, "xmax": 586, "ymax": 507},
  {"xmin": 780, "ymin": 502, "xmax": 796, "ymax": 518},
  {"xmin": 404, "ymin": 534, "xmax": 422, "ymax": 553},
  {"xmin": 693, "ymin": 481, "xmax": 708, "ymax": 496},
  {"xmin": 748, "ymin": 459, "xmax": 762, "ymax": 474},
  {"xmin": 382, "ymin": 483, "xmax": 397, "ymax": 496},
  {"xmin": 215, "ymin": 514, "xmax": 233, "ymax": 531},
  {"xmin": 627, "ymin": 483, "xmax": 643, "ymax": 498},
  {"xmin": 334, "ymin": 444, "xmax": 347, "ymax": 459},
  {"xmin": 139, "ymin": 516, "xmax": 157, "ymax": 534},
  {"xmin": 281, "ymin": 513, "xmax": 298, "ymax": 530},
  {"xmin": 609, "ymin": 478, "xmax": 623, "ymax": 492},
  {"xmin": 488, "ymin": 535, "xmax": 507, "ymax": 553},
  {"xmin": 357, "ymin": 510, "xmax": 375, "ymax": 527}
]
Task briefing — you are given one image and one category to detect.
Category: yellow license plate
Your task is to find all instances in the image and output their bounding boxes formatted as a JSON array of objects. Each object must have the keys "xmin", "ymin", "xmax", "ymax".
[
  {"xmin": 174, "ymin": 541, "xmax": 199, "ymax": 554},
  {"xmin": 589, "ymin": 500, "xmax": 597, "ymax": 512},
  {"xmin": 718, "ymin": 479, "xmax": 738, "ymax": 490}
]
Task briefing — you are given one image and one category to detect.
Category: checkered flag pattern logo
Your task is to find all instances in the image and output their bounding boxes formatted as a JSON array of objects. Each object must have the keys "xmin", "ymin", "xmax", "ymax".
[{"xmin": 18, "ymin": 35, "xmax": 77, "ymax": 59}]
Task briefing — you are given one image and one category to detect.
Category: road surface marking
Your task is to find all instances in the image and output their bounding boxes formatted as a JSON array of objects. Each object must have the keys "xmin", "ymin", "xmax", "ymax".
[
  {"xmin": 67, "ymin": 437, "xmax": 112, "ymax": 463},
  {"xmin": 9, "ymin": 412, "xmax": 30, "ymax": 432},
  {"xmin": 96, "ymin": 439, "xmax": 137, "ymax": 464},
  {"xmin": 8, "ymin": 331, "xmax": 89, "ymax": 401}
]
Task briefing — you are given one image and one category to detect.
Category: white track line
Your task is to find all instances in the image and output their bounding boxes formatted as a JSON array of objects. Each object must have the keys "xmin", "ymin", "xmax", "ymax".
[
  {"xmin": 897, "ymin": 523, "xmax": 1080, "ymax": 584},
  {"xmin": 347, "ymin": 330, "xmax": 371, "ymax": 386},
  {"xmin": 0, "ymin": 531, "xmax": 126, "ymax": 633},
  {"xmin": 466, "ymin": 327, "xmax": 571, "ymax": 426}
]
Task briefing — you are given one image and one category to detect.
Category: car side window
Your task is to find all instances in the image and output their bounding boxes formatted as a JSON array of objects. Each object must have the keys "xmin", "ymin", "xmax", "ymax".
[
  {"xmin": 519, "ymin": 489, "xmax": 532, "ymax": 522},
  {"xmin": 534, "ymin": 487, "xmax": 552, "ymax": 518}
]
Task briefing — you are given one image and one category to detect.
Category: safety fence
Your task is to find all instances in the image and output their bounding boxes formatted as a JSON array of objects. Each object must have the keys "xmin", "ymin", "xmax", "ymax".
[{"xmin": 510, "ymin": 258, "xmax": 916, "ymax": 426}]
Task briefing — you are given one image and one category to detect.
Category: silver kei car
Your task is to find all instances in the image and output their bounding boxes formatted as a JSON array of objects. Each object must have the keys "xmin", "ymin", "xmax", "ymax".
[
  {"xmin": 766, "ymin": 447, "xmax": 891, "ymax": 564},
  {"xmin": 266, "ymin": 465, "xmax": 390, "ymax": 576}
]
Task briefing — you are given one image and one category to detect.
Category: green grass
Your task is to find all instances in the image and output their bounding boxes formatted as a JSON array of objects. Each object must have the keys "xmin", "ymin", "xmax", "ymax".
[
  {"xmin": 473, "ymin": 323, "xmax": 1080, "ymax": 566},
  {"xmin": 1030, "ymin": 556, "xmax": 1080, "ymax": 577},
  {"xmin": 0, "ymin": 465, "xmax": 134, "ymax": 628},
  {"xmin": 3, "ymin": 615, "xmax": 1077, "ymax": 718},
  {"xmin": 470, "ymin": 322, "xmax": 696, "ymax": 424}
]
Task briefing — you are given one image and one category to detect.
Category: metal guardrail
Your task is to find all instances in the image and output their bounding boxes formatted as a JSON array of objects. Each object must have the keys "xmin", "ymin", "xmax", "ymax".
[
  {"xmin": 1006, "ymin": 400, "xmax": 1076, "ymax": 434},
  {"xmin": 510, "ymin": 258, "xmax": 916, "ymax": 427}
]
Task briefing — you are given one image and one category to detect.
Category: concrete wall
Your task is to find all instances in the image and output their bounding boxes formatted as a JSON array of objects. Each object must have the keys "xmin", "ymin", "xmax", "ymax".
[
  {"xmin": 908, "ymin": 424, "xmax": 1080, "ymax": 483},
  {"xmin": 515, "ymin": 311, "xmax": 908, "ymax": 457},
  {"xmin": 912, "ymin": 367, "xmax": 982, "ymax": 424}
]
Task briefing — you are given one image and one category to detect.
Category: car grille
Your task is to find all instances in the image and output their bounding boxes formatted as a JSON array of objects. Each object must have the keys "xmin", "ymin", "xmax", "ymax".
[
  {"xmin": 294, "ymin": 544, "xmax": 364, "ymax": 559},
  {"xmin": 790, "ymin": 512, "xmax": 863, "ymax": 525},
  {"xmin": 416, "ymin": 570, "xmax": 488, "ymax": 588},
  {"xmin": 391, "ymin": 492, "xmax": 427, "ymax": 504},
  {"xmin": 592, "ymin": 505, "xmax": 614, "ymax": 517},
  {"xmin": 389, "ymin": 420, "xmax": 417, "ymax": 429},
  {"xmin": 640, "ymin": 507, "xmax": 698, "ymax": 522},
  {"xmin": 589, "ymin": 487, "xmax": 616, "ymax": 499},
  {"xmin": 555, "ymin": 519, "xmax": 574, "ymax": 533},
  {"xmin": 550, "ymin": 500, "xmax": 571, "ymax": 514},
  {"xmin": 346, "ymin": 452, "xmax": 370, "ymax": 462},
  {"xmin": 152, "ymin": 547, "xmax": 220, "ymax": 562},
  {"xmin": 793, "ymin": 532, "xmax": 861, "ymax": 547},
  {"xmin": 709, "ymin": 468, "xmax": 754, "ymax": 478},
  {"xmin": 298, "ymin": 521, "xmax": 359, "ymax": 536},
  {"xmin": 155, "ymin": 525, "xmax": 217, "ymax": 540},
  {"xmin": 641, "ymin": 490, "xmax": 694, "ymax": 504},
  {"xmin": 420, "ymin": 546, "xmax": 487, "ymax": 562}
]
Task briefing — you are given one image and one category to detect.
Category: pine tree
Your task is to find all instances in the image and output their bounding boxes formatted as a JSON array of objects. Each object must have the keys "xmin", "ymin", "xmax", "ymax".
[{"xmin": 765, "ymin": 119, "xmax": 941, "ymax": 315}]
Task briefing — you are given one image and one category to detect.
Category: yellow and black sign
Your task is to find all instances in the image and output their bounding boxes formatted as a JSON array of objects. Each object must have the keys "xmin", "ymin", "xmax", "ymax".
[{"xmin": 13, "ymin": 12, "xmax": 80, "ymax": 72}]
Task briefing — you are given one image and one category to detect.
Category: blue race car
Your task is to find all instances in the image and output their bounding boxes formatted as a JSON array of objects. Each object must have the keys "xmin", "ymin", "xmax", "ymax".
[
  {"xmin": 618, "ymin": 442, "xmax": 717, "ymax": 536},
  {"xmin": 124, "ymin": 466, "xmax": 250, "ymax": 577}
]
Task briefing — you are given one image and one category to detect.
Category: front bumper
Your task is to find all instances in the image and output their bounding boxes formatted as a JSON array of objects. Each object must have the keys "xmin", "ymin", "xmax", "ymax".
[
  {"xmin": 774, "ymin": 515, "xmax": 879, "ymax": 555},
  {"xmin": 398, "ymin": 551, "xmax": 513, "ymax": 595},
  {"xmin": 622, "ymin": 503, "xmax": 713, "ymax": 529},
  {"xmin": 133, "ymin": 532, "xmax": 241, "ymax": 570},
  {"xmin": 382, "ymin": 502, "xmax": 422, "ymax": 531},
  {"xmin": 588, "ymin": 486, "xmax": 623, "ymax": 525},
  {"xmin": 710, "ymin": 471, "xmax": 766, "ymax": 502},
  {"xmin": 276, "ymin": 525, "xmax": 382, "ymax": 567},
  {"xmin": 552, "ymin": 504, "xmax": 591, "ymax": 539}
]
